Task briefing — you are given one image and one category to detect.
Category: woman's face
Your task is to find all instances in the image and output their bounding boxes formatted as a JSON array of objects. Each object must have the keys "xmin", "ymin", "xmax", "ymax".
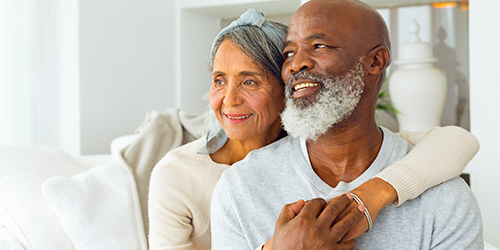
[{"xmin": 210, "ymin": 39, "xmax": 285, "ymax": 142}]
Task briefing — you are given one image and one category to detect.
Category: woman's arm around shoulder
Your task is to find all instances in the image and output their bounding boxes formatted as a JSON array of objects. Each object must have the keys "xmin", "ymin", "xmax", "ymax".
[{"xmin": 377, "ymin": 125, "xmax": 479, "ymax": 205}]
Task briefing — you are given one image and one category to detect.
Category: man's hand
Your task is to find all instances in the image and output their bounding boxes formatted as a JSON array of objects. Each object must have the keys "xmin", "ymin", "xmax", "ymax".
[{"xmin": 271, "ymin": 195, "xmax": 365, "ymax": 250}]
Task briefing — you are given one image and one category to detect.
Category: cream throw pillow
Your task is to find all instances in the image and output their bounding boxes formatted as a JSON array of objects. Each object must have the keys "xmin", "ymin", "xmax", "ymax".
[{"xmin": 42, "ymin": 158, "xmax": 147, "ymax": 250}]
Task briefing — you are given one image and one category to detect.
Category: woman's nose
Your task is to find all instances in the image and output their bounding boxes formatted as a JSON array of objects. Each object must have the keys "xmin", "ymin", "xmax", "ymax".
[{"xmin": 223, "ymin": 85, "xmax": 243, "ymax": 107}]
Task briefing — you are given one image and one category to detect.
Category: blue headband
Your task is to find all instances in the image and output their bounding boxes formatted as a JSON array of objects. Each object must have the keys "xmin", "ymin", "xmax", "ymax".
[{"xmin": 210, "ymin": 8, "xmax": 286, "ymax": 61}]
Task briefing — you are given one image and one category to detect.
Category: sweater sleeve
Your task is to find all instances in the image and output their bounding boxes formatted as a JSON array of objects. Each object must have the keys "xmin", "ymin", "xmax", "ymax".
[
  {"xmin": 148, "ymin": 159, "xmax": 195, "ymax": 250},
  {"xmin": 374, "ymin": 126, "xmax": 479, "ymax": 206}
]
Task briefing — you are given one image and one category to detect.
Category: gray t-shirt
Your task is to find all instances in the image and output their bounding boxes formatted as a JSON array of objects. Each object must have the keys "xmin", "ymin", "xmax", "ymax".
[{"xmin": 211, "ymin": 127, "xmax": 483, "ymax": 249}]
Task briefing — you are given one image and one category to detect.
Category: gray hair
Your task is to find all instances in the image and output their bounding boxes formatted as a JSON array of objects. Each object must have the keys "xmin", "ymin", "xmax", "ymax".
[{"xmin": 209, "ymin": 21, "xmax": 288, "ymax": 87}]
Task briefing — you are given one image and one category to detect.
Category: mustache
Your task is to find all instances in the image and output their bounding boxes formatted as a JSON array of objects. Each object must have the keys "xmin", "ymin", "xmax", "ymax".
[
  {"xmin": 286, "ymin": 70, "xmax": 326, "ymax": 88},
  {"xmin": 286, "ymin": 70, "xmax": 328, "ymax": 97}
]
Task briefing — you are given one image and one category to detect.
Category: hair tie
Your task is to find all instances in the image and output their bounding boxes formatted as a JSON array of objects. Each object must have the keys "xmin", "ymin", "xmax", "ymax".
[{"xmin": 210, "ymin": 8, "xmax": 286, "ymax": 60}]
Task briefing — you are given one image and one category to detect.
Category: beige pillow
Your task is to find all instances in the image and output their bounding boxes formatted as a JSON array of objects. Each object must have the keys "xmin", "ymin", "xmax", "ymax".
[{"xmin": 122, "ymin": 108, "xmax": 207, "ymax": 236}]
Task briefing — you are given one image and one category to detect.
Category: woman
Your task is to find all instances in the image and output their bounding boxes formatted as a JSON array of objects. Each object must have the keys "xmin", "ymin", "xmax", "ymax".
[{"xmin": 148, "ymin": 9, "xmax": 479, "ymax": 250}]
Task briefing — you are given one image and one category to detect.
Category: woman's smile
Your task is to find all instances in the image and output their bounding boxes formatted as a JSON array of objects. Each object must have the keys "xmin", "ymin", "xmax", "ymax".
[{"xmin": 224, "ymin": 113, "xmax": 253, "ymax": 124}]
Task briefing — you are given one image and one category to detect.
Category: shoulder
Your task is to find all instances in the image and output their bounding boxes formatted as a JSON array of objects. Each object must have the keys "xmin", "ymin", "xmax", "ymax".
[
  {"xmin": 410, "ymin": 177, "xmax": 476, "ymax": 209},
  {"xmin": 437, "ymin": 178, "xmax": 481, "ymax": 215},
  {"xmin": 154, "ymin": 137, "xmax": 212, "ymax": 172},
  {"xmin": 425, "ymin": 178, "xmax": 483, "ymax": 247},
  {"xmin": 425, "ymin": 177, "xmax": 474, "ymax": 200},
  {"xmin": 224, "ymin": 136, "xmax": 299, "ymax": 178},
  {"xmin": 150, "ymin": 137, "xmax": 228, "ymax": 190},
  {"xmin": 160, "ymin": 136, "xmax": 206, "ymax": 162},
  {"xmin": 397, "ymin": 177, "xmax": 479, "ymax": 217},
  {"xmin": 415, "ymin": 177, "xmax": 481, "ymax": 225}
]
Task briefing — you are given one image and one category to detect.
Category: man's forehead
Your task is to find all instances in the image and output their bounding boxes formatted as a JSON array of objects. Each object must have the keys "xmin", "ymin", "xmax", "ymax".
[{"xmin": 286, "ymin": 13, "xmax": 346, "ymax": 42}]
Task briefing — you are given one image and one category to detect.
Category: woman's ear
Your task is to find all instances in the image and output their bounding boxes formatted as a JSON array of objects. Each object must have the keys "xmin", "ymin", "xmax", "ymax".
[{"xmin": 367, "ymin": 46, "xmax": 389, "ymax": 76}]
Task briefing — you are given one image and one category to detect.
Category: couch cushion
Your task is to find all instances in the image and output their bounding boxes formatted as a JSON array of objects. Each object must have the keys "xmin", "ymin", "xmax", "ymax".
[
  {"xmin": 42, "ymin": 158, "xmax": 147, "ymax": 250},
  {"xmin": 0, "ymin": 145, "xmax": 86, "ymax": 250}
]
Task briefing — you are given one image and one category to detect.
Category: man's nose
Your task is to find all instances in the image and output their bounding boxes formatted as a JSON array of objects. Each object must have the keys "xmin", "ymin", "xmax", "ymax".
[
  {"xmin": 223, "ymin": 85, "xmax": 243, "ymax": 107},
  {"xmin": 288, "ymin": 49, "xmax": 314, "ymax": 74}
]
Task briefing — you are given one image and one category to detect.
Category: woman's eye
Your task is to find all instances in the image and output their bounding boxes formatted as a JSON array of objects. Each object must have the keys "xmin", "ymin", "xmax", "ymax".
[
  {"xmin": 214, "ymin": 79, "xmax": 225, "ymax": 86},
  {"xmin": 244, "ymin": 80, "xmax": 256, "ymax": 85}
]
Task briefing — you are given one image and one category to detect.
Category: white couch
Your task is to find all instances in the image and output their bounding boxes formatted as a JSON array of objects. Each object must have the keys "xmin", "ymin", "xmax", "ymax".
[
  {"xmin": 0, "ymin": 108, "xmax": 208, "ymax": 250},
  {"xmin": 0, "ymin": 135, "xmax": 142, "ymax": 250}
]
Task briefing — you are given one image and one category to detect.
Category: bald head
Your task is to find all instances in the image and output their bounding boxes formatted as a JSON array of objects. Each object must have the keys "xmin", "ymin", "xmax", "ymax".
[{"xmin": 293, "ymin": 0, "xmax": 391, "ymax": 65}]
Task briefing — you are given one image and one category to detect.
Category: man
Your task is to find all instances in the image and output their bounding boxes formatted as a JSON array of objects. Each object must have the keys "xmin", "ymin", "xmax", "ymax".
[{"xmin": 210, "ymin": 0, "xmax": 483, "ymax": 249}]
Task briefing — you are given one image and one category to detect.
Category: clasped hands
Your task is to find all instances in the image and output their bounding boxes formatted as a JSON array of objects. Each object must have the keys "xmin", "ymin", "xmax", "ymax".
[
  {"xmin": 263, "ymin": 194, "xmax": 368, "ymax": 250},
  {"xmin": 262, "ymin": 178, "xmax": 397, "ymax": 250}
]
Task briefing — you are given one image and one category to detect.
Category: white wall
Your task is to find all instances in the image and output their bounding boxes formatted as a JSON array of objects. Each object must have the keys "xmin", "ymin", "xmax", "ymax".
[
  {"xmin": 54, "ymin": 0, "xmax": 81, "ymax": 156},
  {"xmin": 178, "ymin": 10, "xmax": 219, "ymax": 114},
  {"xmin": 469, "ymin": 0, "xmax": 500, "ymax": 247},
  {"xmin": 0, "ymin": 0, "xmax": 37, "ymax": 145},
  {"xmin": 79, "ymin": 0, "xmax": 177, "ymax": 154}
]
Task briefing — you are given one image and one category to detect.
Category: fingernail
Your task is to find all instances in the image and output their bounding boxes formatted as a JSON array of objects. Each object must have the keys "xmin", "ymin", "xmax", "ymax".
[
  {"xmin": 346, "ymin": 193, "xmax": 353, "ymax": 200},
  {"xmin": 358, "ymin": 204, "xmax": 365, "ymax": 213}
]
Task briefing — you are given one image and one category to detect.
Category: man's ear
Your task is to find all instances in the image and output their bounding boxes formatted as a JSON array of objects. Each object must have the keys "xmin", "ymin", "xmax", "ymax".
[{"xmin": 367, "ymin": 46, "xmax": 389, "ymax": 76}]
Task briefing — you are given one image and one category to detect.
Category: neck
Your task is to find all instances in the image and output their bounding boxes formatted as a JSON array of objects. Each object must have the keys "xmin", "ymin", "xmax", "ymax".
[
  {"xmin": 210, "ymin": 123, "xmax": 286, "ymax": 166},
  {"xmin": 307, "ymin": 115, "xmax": 382, "ymax": 187}
]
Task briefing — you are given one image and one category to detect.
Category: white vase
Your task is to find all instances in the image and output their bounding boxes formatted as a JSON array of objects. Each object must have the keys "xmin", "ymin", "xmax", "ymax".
[{"xmin": 388, "ymin": 20, "xmax": 447, "ymax": 132}]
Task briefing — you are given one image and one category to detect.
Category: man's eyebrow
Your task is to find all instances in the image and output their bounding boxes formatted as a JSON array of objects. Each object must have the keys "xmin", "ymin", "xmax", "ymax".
[
  {"xmin": 283, "ymin": 40, "xmax": 293, "ymax": 48},
  {"xmin": 306, "ymin": 33, "xmax": 328, "ymax": 41},
  {"xmin": 283, "ymin": 33, "xmax": 329, "ymax": 48}
]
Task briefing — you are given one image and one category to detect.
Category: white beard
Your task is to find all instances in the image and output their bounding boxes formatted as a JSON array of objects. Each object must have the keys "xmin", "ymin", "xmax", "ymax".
[{"xmin": 280, "ymin": 56, "xmax": 365, "ymax": 141}]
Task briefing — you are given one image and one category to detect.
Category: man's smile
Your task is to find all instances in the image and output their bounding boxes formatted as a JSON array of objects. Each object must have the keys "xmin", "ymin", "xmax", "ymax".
[{"xmin": 291, "ymin": 79, "xmax": 322, "ymax": 99}]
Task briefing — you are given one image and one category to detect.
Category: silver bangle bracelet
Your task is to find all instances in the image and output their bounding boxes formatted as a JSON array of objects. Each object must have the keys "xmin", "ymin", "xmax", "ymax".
[{"xmin": 348, "ymin": 192, "xmax": 373, "ymax": 232}]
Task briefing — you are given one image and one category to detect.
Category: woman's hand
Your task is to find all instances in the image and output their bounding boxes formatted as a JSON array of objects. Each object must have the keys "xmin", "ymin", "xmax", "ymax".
[{"xmin": 339, "ymin": 177, "xmax": 398, "ymax": 242}]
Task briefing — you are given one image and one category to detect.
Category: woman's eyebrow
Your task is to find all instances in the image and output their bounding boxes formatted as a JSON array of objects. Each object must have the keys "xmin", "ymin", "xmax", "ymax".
[
  {"xmin": 239, "ymin": 71, "xmax": 261, "ymax": 76},
  {"xmin": 212, "ymin": 71, "xmax": 225, "ymax": 76}
]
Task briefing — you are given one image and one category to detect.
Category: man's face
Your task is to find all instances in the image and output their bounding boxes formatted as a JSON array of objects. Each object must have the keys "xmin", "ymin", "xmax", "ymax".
[
  {"xmin": 279, "ymin": 3, "xmax": 366, "ymax": 140},
  {"xmin": 280, "ymin": 56, "xmax": 365, "ymax": 141}
]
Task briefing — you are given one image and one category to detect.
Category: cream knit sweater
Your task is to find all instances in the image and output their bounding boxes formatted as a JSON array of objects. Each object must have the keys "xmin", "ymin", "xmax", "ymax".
[{"xmin": 148, "ymin": 126, "xmax": 479, "ymax": 250}]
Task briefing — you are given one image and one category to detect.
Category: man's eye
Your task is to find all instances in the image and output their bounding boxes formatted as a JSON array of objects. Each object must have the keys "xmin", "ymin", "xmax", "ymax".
[
  {"xmin": 314, "ymin": 44, "xmax": 327, "ymax": 49},
  {"xmin": 284, "ymin": 51, "xmax": 295, "ymax": 59}
]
